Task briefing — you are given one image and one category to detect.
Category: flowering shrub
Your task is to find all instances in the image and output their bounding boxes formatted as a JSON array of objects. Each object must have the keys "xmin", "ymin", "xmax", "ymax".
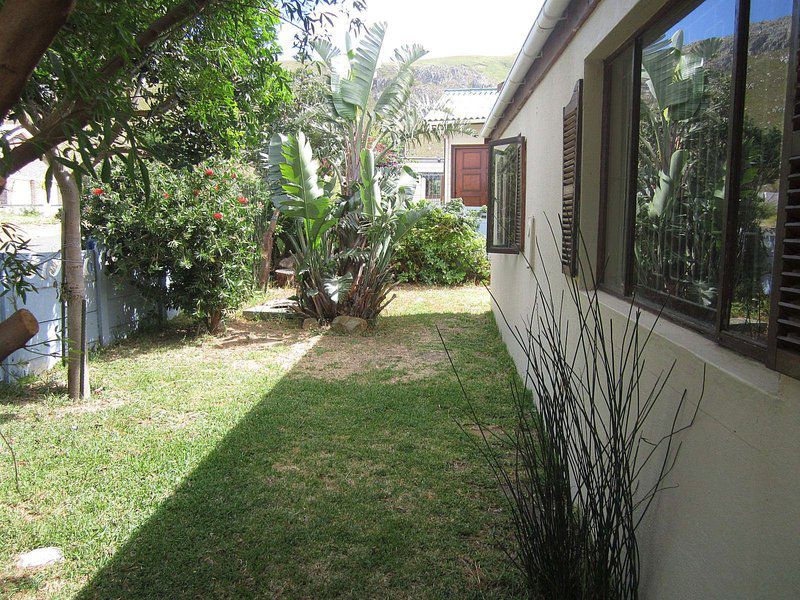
[
  {"xmin": 393, "ymin": 200, "xmax": 490, "ymax": 286},
  {"xmin": 83, "ymin": 159, "xmax": 268, "ymax": 332}
]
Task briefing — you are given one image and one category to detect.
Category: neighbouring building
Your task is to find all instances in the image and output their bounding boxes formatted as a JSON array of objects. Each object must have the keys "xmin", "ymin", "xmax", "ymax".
[
  {"xmin": 0, "ymin": 122, "xmax": 62, "ymax": 215},
  {"xmin": 408, "ymin": 87, "xmax": 498, "ymax": 205},
  {"xmin": 481, "ymin": 0, "xmax": 800, "ymax": 596}
]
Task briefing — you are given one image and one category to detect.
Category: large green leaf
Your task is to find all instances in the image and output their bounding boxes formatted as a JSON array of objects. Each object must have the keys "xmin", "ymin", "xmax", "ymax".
[
  {"xmin": 358, "ymin": 148, "xmax": 382, "ymax": 219},
  {"xmin": 375, "ymin": 44, "xmax": 427, "ymax": 119},
  {"xmin": 267, "ymin": 132, "xmax": 333, "ymax": 227},
  {"xmin": 340, "ymin": 22, "xmax": 386, "ymax": 111}
]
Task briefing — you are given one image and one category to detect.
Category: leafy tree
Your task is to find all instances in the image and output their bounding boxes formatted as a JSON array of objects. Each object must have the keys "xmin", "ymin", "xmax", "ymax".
[
  {"xmin": 310, "ymin": 22, "xmax": 470, "ymax": 195},
  {"xmin": 4, "ymin": 0, "xmax": 357, "ymax": 398},
  {"xmin": 266, "ymin": 23, "xmax": 472, "ymax": 321}
]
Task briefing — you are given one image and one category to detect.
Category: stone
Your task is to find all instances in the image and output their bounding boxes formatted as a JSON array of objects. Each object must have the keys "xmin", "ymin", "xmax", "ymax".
[
  {"xmin": 242, "ymin": 299, "xmax": 299, "ymax": 321},
  {"xmin": 331, "ymin": 315, "xmax": 369, "ymax": 334},
  {"xmin": 302, "ymin": 318, "xmax": 320, "ymax": 331},
  {"xmin": 277, "ymin": 256, "xmax": 296, "ymax": 269},
  {"xmin": 16, "ymin": 547, "xmax": 64, "ymax": 569}
]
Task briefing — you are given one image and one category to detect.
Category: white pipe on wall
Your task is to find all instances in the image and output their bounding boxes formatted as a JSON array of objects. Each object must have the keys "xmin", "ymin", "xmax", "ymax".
[{"xmin": 480, "ymin": 0, "xmax": 572, "ymax": 138}]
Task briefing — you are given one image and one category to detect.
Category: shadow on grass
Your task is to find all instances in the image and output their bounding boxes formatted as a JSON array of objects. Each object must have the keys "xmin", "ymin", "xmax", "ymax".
[{"xmin": 71, "ymin": 310, "xmax": 521, "ymax": 599}]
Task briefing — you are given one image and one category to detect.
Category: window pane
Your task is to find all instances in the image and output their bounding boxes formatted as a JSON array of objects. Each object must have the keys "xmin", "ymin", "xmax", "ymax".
[
  {"xmin": 490, "ymin": 142, "xmax": 522, "ymax": 248},
  {"xmin": 424, "ymin": 174, "xmax": 442, "ymax": 199},
  {"xmin": 604, "ymin": 45, "xmax": 635, "ymax": 293},
  {"xmin": 728, "ymin": 0, "xmax": 793, "ymax": 344},
  {"xmin": 634, "ymin": 0, "xmax": 736, "ymax": 325}
]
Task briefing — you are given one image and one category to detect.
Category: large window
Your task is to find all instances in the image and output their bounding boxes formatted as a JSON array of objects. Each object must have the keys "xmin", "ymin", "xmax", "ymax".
[
  {"xmin": 488, "ymin": 136, "xmax": 526, "ymax": 252},
  {"xmin": 602, "ymin": 0, "xmax": 798, "ymax": 372}
]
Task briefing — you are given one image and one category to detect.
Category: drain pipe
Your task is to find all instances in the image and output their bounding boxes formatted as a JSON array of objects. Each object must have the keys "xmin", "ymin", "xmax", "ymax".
[{"xmin": 481, "ymin": 0, "xmax": 573, "ymax": 139}]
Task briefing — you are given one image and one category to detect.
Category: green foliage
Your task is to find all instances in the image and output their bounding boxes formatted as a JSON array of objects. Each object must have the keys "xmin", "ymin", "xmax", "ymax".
[
  {"xmin": 268, "ymin": 132, "xmax": 424, "ymax": 320},
  {"xmin": 394, "ymin": 201, "xmax": 490, "ymax": 286},
  {"xmin": 83, "ymin": 159, "xmax": 268, "ymax": 331},
  {"xmin": 0, "ymin": 223, "xmax": 40, "ymax": 303}
]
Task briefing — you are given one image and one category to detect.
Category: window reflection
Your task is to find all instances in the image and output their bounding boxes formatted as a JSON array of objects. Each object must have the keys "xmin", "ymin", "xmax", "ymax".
[
  {"xmin": 730, "ymin": 0, "xmax": 793, "ymax": 344},
  {"xmin": 634, "ymin": 0, "xmax": 736, "ymax": 325}
]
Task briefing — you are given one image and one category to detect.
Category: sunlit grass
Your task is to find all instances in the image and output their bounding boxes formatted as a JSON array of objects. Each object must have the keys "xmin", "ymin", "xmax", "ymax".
[{"xmin": 0, "ymin": 286, "xmax": 523, "ymax": 599}]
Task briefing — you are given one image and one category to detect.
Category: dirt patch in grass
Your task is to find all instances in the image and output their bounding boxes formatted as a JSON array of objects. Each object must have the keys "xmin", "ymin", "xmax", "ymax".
[{"xmin": 291, "ymin": 324, "xmax": 449, "ymax": 383}]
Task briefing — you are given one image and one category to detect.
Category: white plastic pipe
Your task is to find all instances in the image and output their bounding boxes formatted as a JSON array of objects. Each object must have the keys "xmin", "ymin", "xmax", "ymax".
[{"xmin": 480, "ymin": 0, "xmax": 572, "ymax": 138}]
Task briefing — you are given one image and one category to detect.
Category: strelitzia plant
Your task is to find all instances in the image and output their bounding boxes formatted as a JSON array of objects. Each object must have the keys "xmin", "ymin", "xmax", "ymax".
[
  {"xmin": 268, "ymin": 131, "xmax": 426, "ymax": 321},
  {"xmin": 266, "ymin": 22, "xmax": 468, "ymax": 322}
]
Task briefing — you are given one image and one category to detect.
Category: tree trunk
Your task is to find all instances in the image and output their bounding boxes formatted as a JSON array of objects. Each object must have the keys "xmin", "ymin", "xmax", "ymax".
[
  {"xmin": 206, "ymin": 309, "xmax": 224, "ymax": 334},
  {"xmin": 50, "ymin": 159, "xmax": 88, "ymax": 399},
  {"xmin": 0, "ymin": 309, "xmax": 39, "ymax": 362},
  {"xmin": 258, "ymin": 209, "xmax": 280, "ymax": 289},
  {"xmin": 0, "ymin": 0, "xmax": 74, "ymax": 123}
]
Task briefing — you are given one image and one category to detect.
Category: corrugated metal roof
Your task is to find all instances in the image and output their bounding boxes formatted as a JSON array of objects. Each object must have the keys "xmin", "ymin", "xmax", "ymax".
[{"xmin": 426, "ymin": 88, "xmax": 499, "ymax": 123}]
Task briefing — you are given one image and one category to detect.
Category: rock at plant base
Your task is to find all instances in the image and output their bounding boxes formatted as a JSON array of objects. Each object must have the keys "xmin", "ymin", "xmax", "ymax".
[
  {"xmin": 242, "ymin": 299, "xmax": 299, "ymax": 321},
  {"xmin": 16, "ymin": 547, "xmax": 64, "ymax": 569},
  {"xmin": 302, "ymin": 318, "xmax": 320, "ymax": 331},
  {"xmin": 331, "ymin": 316, "xmax": 369, "ymax": 334},
  {"xmin": 278, "ymin": 256, "xmax": 295, "ymax": 269}
]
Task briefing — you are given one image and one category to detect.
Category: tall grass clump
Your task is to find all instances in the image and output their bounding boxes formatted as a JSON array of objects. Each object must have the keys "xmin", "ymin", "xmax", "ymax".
[{"xmin": 440, "ymin": 228, "xmax": 704, "ymax": 599}]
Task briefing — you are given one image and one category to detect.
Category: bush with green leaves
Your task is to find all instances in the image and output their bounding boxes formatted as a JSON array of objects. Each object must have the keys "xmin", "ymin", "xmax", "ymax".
[
  {"xmin": 393, "ymin": 200, "xmax": 489, "ymax": 286},
  {"xmin": 83, "ymin": 159, "xmax": 269, "ymax": 332}
]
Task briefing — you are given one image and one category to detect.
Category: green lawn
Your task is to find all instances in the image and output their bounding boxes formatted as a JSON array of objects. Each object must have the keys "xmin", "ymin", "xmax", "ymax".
[{"xmin": 0, "ymin": 286, "xmax": 524, "ymax": 599}]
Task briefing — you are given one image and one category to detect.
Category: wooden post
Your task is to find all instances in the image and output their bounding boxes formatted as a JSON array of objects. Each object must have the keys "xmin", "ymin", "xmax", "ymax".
[{"xmin": 0, "ymin": 308, "xmax": 39, "ymax": 362}]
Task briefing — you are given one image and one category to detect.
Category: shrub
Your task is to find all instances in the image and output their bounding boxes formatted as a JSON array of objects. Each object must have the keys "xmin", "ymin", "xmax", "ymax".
[
  {"xmin": 83, "ymin": 159, "xmax": 268, "ymax": 332},
  {"xmin": 393, "ymin": 200, "xmax": 489, "ymax": 285}
]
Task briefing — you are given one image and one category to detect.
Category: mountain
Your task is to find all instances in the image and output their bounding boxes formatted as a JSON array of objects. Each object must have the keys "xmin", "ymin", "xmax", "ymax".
[{"xmin": 374, "ymin": 55, "xmax": 514, "ymax": 101}]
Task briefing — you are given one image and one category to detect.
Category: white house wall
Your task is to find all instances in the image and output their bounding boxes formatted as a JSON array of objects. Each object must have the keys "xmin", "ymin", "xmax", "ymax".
[{"xmin": 488, "ymin": 0, "xmax": 800, "ymax": 597}]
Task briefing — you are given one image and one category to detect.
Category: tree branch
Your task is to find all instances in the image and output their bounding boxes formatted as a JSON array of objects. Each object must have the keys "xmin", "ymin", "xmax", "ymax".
[
  {"xmin": 0, "ymin": 0, "xmax": 75, "ymax": 122},
  {"xmin": 2, "ymin": 0, "xmax": 217, "ymax": 179}
]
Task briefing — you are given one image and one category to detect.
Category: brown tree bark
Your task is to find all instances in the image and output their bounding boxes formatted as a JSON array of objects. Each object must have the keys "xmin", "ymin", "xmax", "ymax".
[
  {"xmin": 1, "ymin": 0, "xmax": 216, "ymax": 181},
  {"xmin": 0, "ymin": 0, "xmax": 75, "ymax": 123},
  {"xmin": 258, "ymin": 209, "xmax": 281, "ymax": 289},
  {"xmin": 0, "ymin": 309, "xmax": 40, "ymax": 362},
  {"xmin": 50, "ymin": 157, "xmax": 89, "ymax": 399}
]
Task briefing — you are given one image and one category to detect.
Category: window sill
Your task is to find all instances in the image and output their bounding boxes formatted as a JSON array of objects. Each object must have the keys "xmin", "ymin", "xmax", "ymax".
[{"xmin": 595, "ymin": 290, "xmax": 791, "ymax": 397}]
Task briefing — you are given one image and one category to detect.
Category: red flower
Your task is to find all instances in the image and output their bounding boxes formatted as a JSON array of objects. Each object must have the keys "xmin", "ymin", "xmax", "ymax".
[
  {"xmin": 92, "ymin": 188, "xmax": 104, "ymax": 196},
  {"xmin": 230, "ymin": 172, "xmax": 237, "ymax": 179},
  {"xmin": 163, "ymin": 192, "xmax": 170, "ymax": 199},
  {"xmin": 213, "ymin": 212, "xmax": 223, "ymax": 220},
  {"xmin": 193, "ymin": 189, "xmax": 200, "ymax": 196},
  {"xmin": 214, "ymin": 184, "xmax": 219, "ymax": 191},
  {"xmin": 237, "ymin": 196, "xmax": 248, "ymax": 204},
  {"xmin": 204, "ymin": 168, "xmax": 214, "ymax": 177}
]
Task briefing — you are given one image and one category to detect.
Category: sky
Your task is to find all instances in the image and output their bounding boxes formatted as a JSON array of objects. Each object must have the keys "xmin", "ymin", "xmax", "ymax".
[{"xmin": 279, "ymin": 0, "xmax": 545, "ymax": 62}]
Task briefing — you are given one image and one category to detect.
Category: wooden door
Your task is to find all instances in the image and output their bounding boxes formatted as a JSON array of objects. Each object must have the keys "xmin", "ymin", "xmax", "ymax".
[{"xmin": 452, "ymin": 145, "xmax": 489, "ymax": 206}]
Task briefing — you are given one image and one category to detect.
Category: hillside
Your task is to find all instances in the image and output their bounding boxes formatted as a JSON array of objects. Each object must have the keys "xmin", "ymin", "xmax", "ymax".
[{"xmin": 374, "ymin": 54, "xmax": 513, "ymax": 100}]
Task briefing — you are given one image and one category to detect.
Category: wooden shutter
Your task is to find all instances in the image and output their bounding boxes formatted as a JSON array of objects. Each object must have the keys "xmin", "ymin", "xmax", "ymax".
[
  {"xmin": 562, "ymin": 80, "xmax": 583, "ymax": 276},
  {"xmin": 769, "ymin": 41, "xmax": 800, "ymax": 377}
]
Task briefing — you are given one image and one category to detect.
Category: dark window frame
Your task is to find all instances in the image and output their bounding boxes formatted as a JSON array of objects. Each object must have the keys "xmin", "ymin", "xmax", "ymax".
[
  {"xmin": 422, "ymin": 173, "xmax": 442, "ymax": 200},
  {"xmin": 487, "ymin": 135, "xmax": 526, "ymax": 254},
  {"xmin": 598, "ymin": 0, "xmax": 800, "ymax": 374}
]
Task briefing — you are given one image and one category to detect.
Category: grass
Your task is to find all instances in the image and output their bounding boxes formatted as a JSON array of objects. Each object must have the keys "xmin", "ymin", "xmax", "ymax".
[{"xmin": 0, "ymin": 286, "xmax": 524, "ymax": 599}]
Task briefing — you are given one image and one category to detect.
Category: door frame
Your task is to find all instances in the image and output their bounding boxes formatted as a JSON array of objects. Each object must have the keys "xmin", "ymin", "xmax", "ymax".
[{"xmin": 450, "ymin": 143, "xmax": 489, "ymax": 206}]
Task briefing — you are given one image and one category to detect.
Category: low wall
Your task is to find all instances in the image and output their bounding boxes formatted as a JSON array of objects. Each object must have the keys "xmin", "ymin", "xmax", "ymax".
[{"xmin": 0, "ymin": 248, "xmax": 157, "ymax": 381}]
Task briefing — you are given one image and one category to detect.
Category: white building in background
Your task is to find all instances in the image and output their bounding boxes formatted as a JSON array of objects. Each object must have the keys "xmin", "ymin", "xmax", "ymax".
[
  {"xmin": 407, "ymin": 88, "xmax": 499, "ymax": 205},
  {"xmin": 0, "ymin": 122, "xmax": 62, "ymax": 216}
]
